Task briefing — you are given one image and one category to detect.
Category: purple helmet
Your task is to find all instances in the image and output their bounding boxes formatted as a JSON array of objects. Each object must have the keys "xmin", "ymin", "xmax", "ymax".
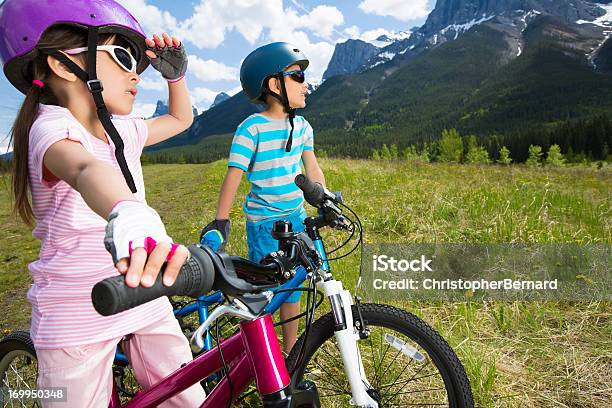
[{"xmin": 0, "ymin": 0, "xmax": 150, "ymax": 94}]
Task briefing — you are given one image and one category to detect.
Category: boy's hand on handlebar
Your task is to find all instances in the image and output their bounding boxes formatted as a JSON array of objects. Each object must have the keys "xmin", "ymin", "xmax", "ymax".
[{"xmin": 200, "ymin": 219, "xmax": 231, "ymax": 251}]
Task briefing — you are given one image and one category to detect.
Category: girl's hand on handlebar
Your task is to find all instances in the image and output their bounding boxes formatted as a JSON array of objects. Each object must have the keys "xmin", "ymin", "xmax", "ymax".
[
  {"xmin": 105, "ymin": 201, "xmax": 189, "ymax": 288},
  {"xmin": 117, "ymin": 242, "xmax": 189, "ymax": 288}
]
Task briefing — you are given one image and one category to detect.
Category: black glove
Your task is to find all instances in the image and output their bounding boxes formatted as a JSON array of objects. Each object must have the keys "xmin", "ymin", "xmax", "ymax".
[
  {"xmin": 199, "ymin": 219, "xmax": 230, "ymax": 252},
  {"xmin": 146, "ymin": 41, "xmax": 188, "ymax": 81}
]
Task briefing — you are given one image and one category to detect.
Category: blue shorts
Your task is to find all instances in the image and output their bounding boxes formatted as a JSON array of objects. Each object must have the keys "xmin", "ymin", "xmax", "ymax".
[{"xmin": 246, "ymin": 211, "xmax": 306, "ymax": 304}]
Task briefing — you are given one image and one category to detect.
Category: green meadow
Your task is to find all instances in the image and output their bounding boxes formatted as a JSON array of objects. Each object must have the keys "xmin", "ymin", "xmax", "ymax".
[{"xmin": 1, "ymin": 159, "xmax": 610, "ymax": 407}]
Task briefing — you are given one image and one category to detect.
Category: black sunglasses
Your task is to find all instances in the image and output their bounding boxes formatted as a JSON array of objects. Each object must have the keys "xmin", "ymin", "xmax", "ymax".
[{"xmin": 282, "ymin": 69, "xmax": 305, "ymax": 83}]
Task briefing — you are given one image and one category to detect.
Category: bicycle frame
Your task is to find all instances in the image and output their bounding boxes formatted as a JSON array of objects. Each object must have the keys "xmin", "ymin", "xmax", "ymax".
[
  {"xmin": 109, "ymin": 313, "xmax": 290, "ymax": 408},
  {"xmin": 114, "ymin": 216, "xmax": 379, "ymax": 407}
]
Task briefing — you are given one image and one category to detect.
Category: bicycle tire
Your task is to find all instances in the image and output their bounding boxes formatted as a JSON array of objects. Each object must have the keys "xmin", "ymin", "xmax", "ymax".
[
  {"xmin": 285, "ymin": 303, "xmax": 474, "ymax": 407},
  {"xmin": 0, "ymin": 331, "xmax": 40, "ymax": 407}
]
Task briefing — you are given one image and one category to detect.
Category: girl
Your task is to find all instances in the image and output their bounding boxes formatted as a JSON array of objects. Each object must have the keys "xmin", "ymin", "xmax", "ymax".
[{"xmin": 0, "ymin": 0, "xmax": 206, "ymax": 406}]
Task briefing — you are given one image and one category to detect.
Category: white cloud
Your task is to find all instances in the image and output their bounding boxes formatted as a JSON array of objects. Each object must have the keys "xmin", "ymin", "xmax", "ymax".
[
  {"xmin": 300, "ymin": 5, "xmax": 344, "ymax": 39},
  {"xmin": 190, "ymin": 87, "xmax": 219, "ymax": 111},
  {"xmin": 116, "ymin": 1, "xmax": 340, "ymax": 84},
  {"xmin": 188, "ymin": 55, "xmax": 239, "ymax": 82},
  {"xmin": 138, "ymin": 74, "xmax": 166, "ymax": 91},
  {"xmin": 358, "ymin": 0, "xmax": 430, "ymax": 22},
  {"xmin": 117, "ymin": 0, "xmax": 179, "ymax": 35},
  {"xmin": 0, "ymin": 136, "xmax": 11, "ymax": 153},
  {"xmin": 130, "ymin": 102, "xmax": 157, "ymax": 118},
  {"xmin": 360, "ymin": 28, "xmax": 395, "ymax": 43},
  {"xmin": 343, "ymin": 25, "xmax": 361, "ymax": 39}
]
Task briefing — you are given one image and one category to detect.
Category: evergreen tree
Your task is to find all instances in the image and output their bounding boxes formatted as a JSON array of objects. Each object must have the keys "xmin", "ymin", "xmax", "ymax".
[
  {"xmin": 465, "ymin": 135, "xmax": 490, "ymax": 164},
  {"xmin": 526, "ymin": 145, "xmax": 543, "ymax": 167},
  {"xmin": 380, "ymin": 144, "xmax": 392, "ymax": 160},
  {"xmin": 497, "ymin": 146, "xmax": 512, "ymax": 165},
  {"xmin": 546, "ymin": 144, "xmax": 565, "ymax": 166},
  {"xmin": 389, "ymin": 144, "xmax": 399, "ymax": 160},
  {"xmin": 438, "ymin": 128, "xmax": 463, "ymax": 163},
  {"xmin": 402, "ymin": 146, "xmax": 419, "ymax": 161}
]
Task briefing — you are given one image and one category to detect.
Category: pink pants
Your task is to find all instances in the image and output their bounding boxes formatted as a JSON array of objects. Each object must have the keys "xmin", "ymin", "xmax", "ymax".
[{"xmin": 36, "ymin": 309, "xmax": 206, "ymax": 407}]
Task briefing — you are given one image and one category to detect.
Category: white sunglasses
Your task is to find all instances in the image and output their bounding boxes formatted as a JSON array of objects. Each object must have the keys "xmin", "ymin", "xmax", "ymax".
[{"xmin": 63, "ymin": 45, "xmax": 137, "ymax": 73}]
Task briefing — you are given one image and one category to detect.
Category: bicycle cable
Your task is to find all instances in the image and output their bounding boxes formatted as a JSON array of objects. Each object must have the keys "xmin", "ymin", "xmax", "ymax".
[
  {"xmin": 216, "ymin": 318, "xmax": 233, "ymax": 408},
  {"xmin": 272, "ymin": 287, "xmax": 324, "ymax": 327},
  {"xmin": 339, "ymin": 201, "xmax": 366, "ymax": 299},
  {"xmin": 291, "ymin": 270, "xmax": 318, "ymax": 374},
  {"xmin": 322, "ymin": 210, "xmax": 363, "ymax": 261},
  {"xmin": 326, "ymin": 219, "xmax": 357, "ymax": 255}
]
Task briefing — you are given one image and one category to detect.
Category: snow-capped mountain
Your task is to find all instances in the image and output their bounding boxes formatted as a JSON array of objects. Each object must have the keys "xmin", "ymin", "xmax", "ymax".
[
  {"xmin": 322, "ymin": 0, "xmax": 612, "ymax": 78},
  {"xmin": 322, "ymin": 39, "xmax": 379, "ymax": 80}
]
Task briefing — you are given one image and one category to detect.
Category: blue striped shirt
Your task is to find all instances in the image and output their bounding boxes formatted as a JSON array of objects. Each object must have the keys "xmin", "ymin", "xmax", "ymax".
[{"xmin": 228, "ymin": 113, "xmax": 314, "ymax": 225}]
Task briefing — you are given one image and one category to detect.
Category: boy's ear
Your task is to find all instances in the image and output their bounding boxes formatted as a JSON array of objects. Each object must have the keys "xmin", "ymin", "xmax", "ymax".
[
  {"xmin": 266, "ymin": 76, "xmax": 280, "ymax": 93},
  {"xmin": 46, "ymin": 54, "xmax": 79, "ymax": 83}
]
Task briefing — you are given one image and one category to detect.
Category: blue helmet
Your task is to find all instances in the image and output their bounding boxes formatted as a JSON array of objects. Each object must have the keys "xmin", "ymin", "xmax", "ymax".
[{"xmin": 240, "ymin": 42, "xmax": 309, "ymax": 102}]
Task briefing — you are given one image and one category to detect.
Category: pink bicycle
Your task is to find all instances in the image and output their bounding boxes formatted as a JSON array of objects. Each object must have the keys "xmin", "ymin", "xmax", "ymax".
[{"xmin": 86, "ymin": 175, "xmax": 474, "ymax": 407}]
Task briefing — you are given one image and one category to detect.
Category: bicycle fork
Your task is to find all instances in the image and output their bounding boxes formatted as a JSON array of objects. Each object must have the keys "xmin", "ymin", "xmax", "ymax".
[{"xmin": 319, "ymin": 278, "xmax": 379, "ymax": 408}]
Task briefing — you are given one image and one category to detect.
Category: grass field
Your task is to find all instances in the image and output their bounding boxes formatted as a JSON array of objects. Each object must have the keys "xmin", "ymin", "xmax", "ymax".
[{"xmin": 0, "ymin": 159, "xmax": 610, "ymax": 407}]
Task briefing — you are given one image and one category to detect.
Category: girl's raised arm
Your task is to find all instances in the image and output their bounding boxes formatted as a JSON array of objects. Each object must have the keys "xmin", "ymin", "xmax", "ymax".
[{"xmin": 144, "ymin": 33, "xmax": 193, "ymax": 146}]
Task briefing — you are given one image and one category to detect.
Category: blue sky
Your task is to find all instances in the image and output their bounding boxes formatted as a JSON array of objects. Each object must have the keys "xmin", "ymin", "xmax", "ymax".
[{"xmin": 0, "ymin": 0, "xmax": 436, "ymax": 151}]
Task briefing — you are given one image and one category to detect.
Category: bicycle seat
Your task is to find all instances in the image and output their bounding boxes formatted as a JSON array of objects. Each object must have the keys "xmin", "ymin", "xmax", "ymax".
[{"xmin": 199, "ymin": 245, "xmax": 277, "ymax": 297}]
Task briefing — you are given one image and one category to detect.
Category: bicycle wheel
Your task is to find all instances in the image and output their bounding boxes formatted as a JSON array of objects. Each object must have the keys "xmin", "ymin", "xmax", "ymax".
[
  {"xmin": 0, "ymin": 331, "xmax": 40, "ymax": 408},
  {"xmin": 286, "ymin": 303, "xmax": 474, "ymax": 408}
]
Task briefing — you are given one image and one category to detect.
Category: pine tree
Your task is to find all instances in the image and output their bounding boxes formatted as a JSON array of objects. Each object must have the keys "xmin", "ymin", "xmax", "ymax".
[
  {"xmin": 402, "ymin": 146, "xmax": 419, "ymax": 161},
  {"xmin": 380, "ymin": 144, "xmax": 392, "ymax": 160},
  {"xmin": 497, "ymin": 146, "xmax": 512, "ymax": 165},
  {"xmin": 389, "ymin": 144, "xmax": 399, "ymax": 160},
  {"xmin": 372, "ymin": 149, "xmax": 381, "ymax": 161},
  {"xmin": 438, "ymin": 128, "xmax": 463, "ymax": 163},
  {"xmin": 526, "ymin": 145, "xmax": 542, "ymax": 167},
  {"xmin": 546, "ymin": 144, "xmax": 565, "ymax": 166},
  {"xmin": 465, "ymin": 135, "xmax": 490, "ymax": 164}
]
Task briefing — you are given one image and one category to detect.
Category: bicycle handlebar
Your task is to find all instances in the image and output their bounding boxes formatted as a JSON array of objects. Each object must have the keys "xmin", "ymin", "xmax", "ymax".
[
  {"xmin": 294, "ymin": 174, "xmax": 340, "ymax": 208},
  {"xmin": 92, "ymin": 244, "xmax": 217, "ymax": 316},
  {"xmin": 92, "ymin": 175, "xmax": 336, "ymax": 317},
  {"xmin": 92, "ymin": 239, "xmax": 311, "ymax": 317}
]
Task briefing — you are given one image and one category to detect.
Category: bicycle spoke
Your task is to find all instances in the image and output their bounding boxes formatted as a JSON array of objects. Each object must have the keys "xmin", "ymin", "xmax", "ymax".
[
  {"xmin": 381, "ymin": 360, "xmax": 436, "ymax": 406},
  {"xmin": 318, "ymin": 341, "xmax": 345, "ymax": 370},
  {"xmin": 377, "ymin": 344, "xmax": 404, "ymax": 386},
  {"xmin": 9, "ymin": 361, "xmax": 30, "ymax": 387},
  {"xmin": 380, "ymin": 370, "xmax": 440, "ymax": 389},
  {"xmin": 386, "ymin": 386, "xmax": 446, "ymax": 396},
  {"xmin": 305, "ymin": 358, "xmax": 347, "ymax": 393},
  {"xmin": 373, "ymin": 334, "xmax": 391, "ymax": 389}
]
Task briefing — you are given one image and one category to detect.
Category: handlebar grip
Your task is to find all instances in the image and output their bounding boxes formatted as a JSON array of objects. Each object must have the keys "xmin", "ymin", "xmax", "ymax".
[
  {"xmin": 92, "ymin": 244, "xmax": 216, "ymax": 316},
  {"xmin": 295, "ymin": 174, "xmax": 325, "ymax": 207}
]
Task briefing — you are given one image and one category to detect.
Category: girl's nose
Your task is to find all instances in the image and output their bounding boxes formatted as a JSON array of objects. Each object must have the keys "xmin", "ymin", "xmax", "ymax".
[{"xmin": 131, "ymin": 73, "xmax": 140, "ymax": 85}]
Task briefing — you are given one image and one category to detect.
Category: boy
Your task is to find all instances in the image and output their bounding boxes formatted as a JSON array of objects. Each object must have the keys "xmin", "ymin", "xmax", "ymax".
[{"xmin": 201, "ymin": 42, "xmax": 325, "ymax": 353}]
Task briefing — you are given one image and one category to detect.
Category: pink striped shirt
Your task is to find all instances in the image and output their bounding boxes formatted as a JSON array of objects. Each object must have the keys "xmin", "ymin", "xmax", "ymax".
[{"xmin": 27, "ymin": 104, "xmax": 172, "ymax": 349}]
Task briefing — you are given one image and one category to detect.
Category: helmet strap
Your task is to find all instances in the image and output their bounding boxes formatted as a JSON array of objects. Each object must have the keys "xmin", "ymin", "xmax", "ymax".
[
  {"xmin": 273, "ymin": 73, "xmax": 296, "ymax": 152},
  {"xmin": 38, "ymin": 27, "xmax": 138, "ymax": 193}
]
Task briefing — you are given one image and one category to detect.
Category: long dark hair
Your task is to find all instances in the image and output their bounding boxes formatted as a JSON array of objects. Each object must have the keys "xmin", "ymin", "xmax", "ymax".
[{"xmin": 9, "ymin": 25, "xmax": 117, "ymax": 225}]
